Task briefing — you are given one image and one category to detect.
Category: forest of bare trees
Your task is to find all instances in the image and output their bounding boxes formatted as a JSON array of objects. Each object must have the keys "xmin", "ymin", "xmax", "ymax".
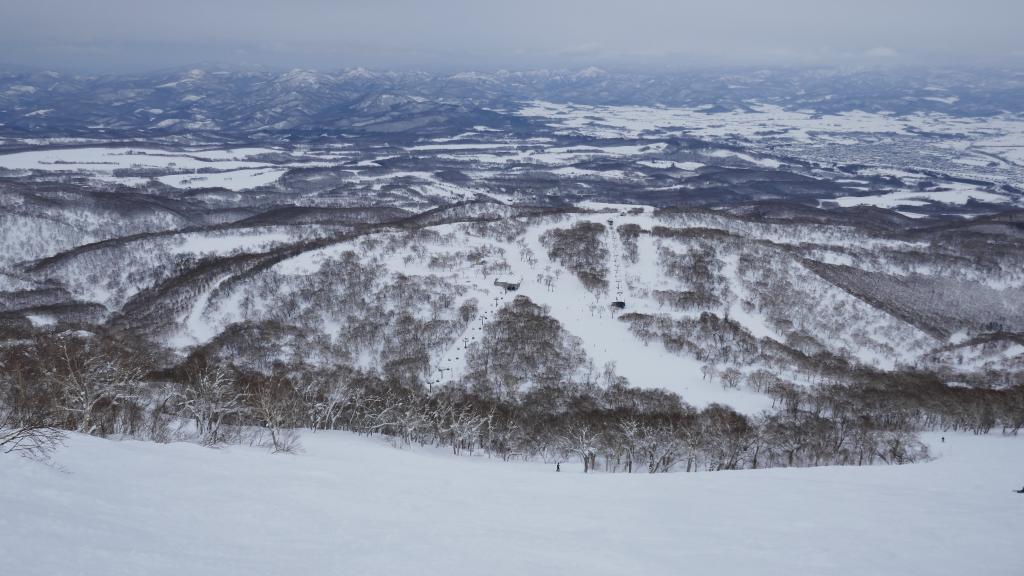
[
  {"xmin": 540, "ymin": 222, "xmax": 609, "ymax": 292},
  {"xmin": 3, "ymin": 306, "xmax": 1021, "ymax": 471}
]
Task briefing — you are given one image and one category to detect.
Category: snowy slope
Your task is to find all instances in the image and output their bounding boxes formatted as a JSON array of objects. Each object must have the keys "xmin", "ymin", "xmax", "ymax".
[
  {"xmin": 380, "ymin": 210, "xmax": 770, "ymax": 410},
  {"xmin": 170, "ymin": 206, "xmax": 967, "ymax": 412},
  {"xmin": 1, "ymin": 431, "xmax": 1021, "ymax": 576},
  {"xmin": 501, "ymin": 212, "xmax": 772, "ymax": 412}
]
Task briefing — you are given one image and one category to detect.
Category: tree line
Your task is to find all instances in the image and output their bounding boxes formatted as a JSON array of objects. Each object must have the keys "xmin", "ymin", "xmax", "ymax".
[{"xmin": 7, "ymin": 314, "xmax": 1019, "ymax": 471}]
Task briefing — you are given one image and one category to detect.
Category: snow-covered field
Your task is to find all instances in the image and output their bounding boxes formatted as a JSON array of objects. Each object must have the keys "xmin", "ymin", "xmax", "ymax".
[
  {"xmin": 3, "ymin": 117, "xmax": 1021, "ymax": 213},
  {"xmin": 516, "ymin": 99, "xmax": 1024, "ymax": 151},
  {"xmin": 0, "ymin": 146, "xmax": 277, "ymax": 173},
  {"xmin": 155, "ymin": 167, "xmax": 287, "ymax": 191},
  {"xmin": 1, "ymin": 431, "xmax": 1020, "ymax": 576},
  {"xmin": 831, "ymin": 186, "xmax": 1013, "ymax": 209},
  {"xmin": 516, "ymin": 100, "xmax": 1024, "ymax": 189},
  {"xmin": 0, "ymin": 146, "xmax": 333, "ymax": 191}
]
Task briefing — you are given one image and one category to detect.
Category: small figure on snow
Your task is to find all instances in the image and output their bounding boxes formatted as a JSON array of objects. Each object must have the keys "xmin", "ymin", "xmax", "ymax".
[
  {"xmin": 556, "ymin": 462, "xmax": 561, "ymax": 472},
  {"xmin": 1015, "ymin": 485, "xmax": 1024, "ymax": 494},
  {"xmin": 941, "ymin": 436, "xmax": 945, "ymax": 443}
]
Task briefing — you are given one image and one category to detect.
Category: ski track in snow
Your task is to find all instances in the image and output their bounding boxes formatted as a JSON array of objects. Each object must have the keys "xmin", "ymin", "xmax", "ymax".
[
  {"xmin": 447, "ymin": 210, "xmax": 775, "ymax": 412},
  {"xmin": 169, "ymin": 274, "xmax": 233, "ymax": 349},
  {"xmin": 433, "ymin": 286, "xmax": 515, "ymax": 389}
]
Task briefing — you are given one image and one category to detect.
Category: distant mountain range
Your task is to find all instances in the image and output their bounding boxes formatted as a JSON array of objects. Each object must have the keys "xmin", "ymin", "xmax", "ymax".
[{"xmin": 3, "ymin": 66, "xmax": 1023, "ymax": 141}]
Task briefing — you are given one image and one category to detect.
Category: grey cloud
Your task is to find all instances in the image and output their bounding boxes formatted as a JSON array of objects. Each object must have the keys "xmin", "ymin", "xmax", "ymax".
[{"xmin": 1, "ymin": 0, "xmax": 1022, "ymax": 71}]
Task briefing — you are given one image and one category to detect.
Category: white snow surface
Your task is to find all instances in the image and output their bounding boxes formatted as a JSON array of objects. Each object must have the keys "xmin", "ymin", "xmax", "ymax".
[
  {"xmin": 170, "ymin": 230, "xmax": 293, "ymax": 255},
  {"xmin": 156, "ymin": 168, "xmax": 286, "ymax": 191},
  {"xmin": 832, "ymin": 188, "xmax": 1012, "ymax": 209},
  {"xmin": 0, "ymin": 146, "xmax": 277, "ymax": 173},
  {"xmin": 0, "ymin": 147, "xmax": 304, "ymax": 190},
  {"xmin": 0, "ymin": 431, "xmax": 1020, "ymax": 576}
]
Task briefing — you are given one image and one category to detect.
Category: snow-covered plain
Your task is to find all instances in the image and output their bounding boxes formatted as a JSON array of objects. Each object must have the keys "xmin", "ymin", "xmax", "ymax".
[
  {"xmin": 155, "ymin": 168, "xmax": 287, "ymax": 191},
  {"xmin": 516, "ymin": 99, "xmax": 1024, "ymax": 148},
  {"xmin": 0, "ymin": 147, "xmax": 313, "ymax": 191},
  {"xmin": 831, "ymin": 187, "xmax": 1012, "ymax": 209},
  {"xmin": 0, "ymin": 146, "xmax": 278, "ymax": 173},
  {"xmin": 515, "ymin": 100, "xmax": 1024, "ymax": 188},
  {"xmin": 3, "ymin": 117, "xmax": 1020, "ymax": 212},
  {"xmin": 1, "ymin": 431, "xmax": 1021, "ymax": 576}
]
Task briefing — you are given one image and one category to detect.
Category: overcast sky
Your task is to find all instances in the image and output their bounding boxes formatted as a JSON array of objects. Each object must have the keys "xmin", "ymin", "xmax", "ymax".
[{"xmin": 2, "ymin": 0, "xmax": 1023, "ymax": 72}]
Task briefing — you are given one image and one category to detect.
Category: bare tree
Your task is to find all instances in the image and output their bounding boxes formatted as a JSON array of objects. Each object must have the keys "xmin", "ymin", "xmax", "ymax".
[
  {"xmin": 44, "ymin": 340, "xmax": 145, "ymax": 437},
  {"xmin": 0, "ymin": 408, "xmax": 65, "ymax": 462},
  {"xmin": 615, "ymin": 418, "xmax": 641, "ymax": 473},
  {"xmin": 177, "ymin": 364, "xmax": 247, "ymax": 446},
  {"xmin": 559, "ymin": 423, "xmax": 601, "ymax": 473},
  {"xmin": 252, "ymin": 376, "xmax": 302, "ymax": 454}
]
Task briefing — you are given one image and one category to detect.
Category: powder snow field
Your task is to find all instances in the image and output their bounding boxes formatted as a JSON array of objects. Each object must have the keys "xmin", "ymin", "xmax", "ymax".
[{"xmin": 0, "ymin": 431, "xmax": 1020, "ymax": 576}]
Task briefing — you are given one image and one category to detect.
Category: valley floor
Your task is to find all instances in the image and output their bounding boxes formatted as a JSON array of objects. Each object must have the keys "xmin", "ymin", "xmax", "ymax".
[{"xmin": 1, "ymin": 431, "xmax": 1022, "ymax": 575}]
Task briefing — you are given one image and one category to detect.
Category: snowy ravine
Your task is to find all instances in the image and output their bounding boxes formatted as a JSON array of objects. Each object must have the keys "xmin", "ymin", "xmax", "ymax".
[{"xmin": 1, "ymin": 432, "xmax": 1021, "ymax": 576}]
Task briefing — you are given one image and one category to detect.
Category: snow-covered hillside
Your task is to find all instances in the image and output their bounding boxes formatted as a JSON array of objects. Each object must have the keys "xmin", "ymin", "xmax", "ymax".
[
  {"xmin": 135, "ymin": 203, "xmax": 1015, "ymax": 411},
  {"xmin": 1, "ymin": 431, "xmax": 1021, "ymax": 576}
]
